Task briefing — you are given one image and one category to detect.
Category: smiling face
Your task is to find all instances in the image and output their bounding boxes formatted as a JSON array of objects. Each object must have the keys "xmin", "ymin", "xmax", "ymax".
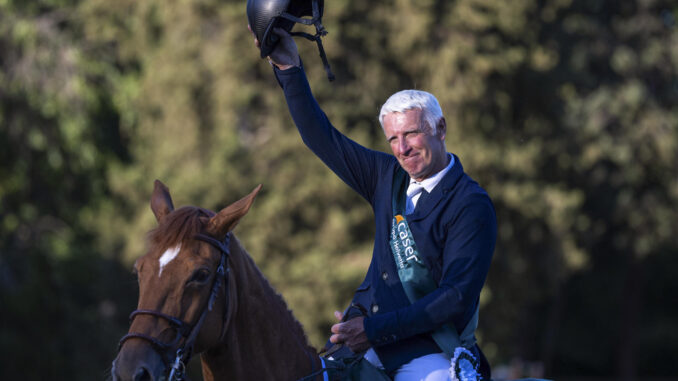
[{"xmin": 383, "ymin": 108, "xmax": 448, "ymax": 182}]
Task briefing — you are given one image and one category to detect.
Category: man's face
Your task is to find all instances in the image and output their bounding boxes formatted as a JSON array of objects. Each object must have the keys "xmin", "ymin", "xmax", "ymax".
[{"xmin": 383, "ymin": 108, "xmax": 448, "ymax": 182}]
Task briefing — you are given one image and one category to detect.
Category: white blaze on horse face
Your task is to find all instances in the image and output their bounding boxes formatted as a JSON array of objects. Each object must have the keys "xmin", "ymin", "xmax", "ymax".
[{"xmin": 158, "ymin": 244, "xmax": 181, "ymax": 277}]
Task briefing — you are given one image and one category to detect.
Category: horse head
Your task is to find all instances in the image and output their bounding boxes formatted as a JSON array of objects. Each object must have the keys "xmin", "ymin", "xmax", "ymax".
[{"xmin": 112, "ymin": 180, "xmax": 261, "ymax": 381}]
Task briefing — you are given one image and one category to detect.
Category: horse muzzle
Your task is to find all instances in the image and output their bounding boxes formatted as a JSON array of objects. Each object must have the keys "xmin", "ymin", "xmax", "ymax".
[{"xmin": 113, "ymin": 340, "xmax": 168, "ymax": 381}]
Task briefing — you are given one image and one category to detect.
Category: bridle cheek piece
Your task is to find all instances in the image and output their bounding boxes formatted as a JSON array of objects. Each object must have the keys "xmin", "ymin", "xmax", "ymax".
[{"xmin": 118, "ymin": 233, "xmax": 232, "ymax": 381}]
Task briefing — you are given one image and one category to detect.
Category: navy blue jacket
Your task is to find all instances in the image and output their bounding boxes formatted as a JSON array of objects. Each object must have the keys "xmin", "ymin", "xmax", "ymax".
[{"xmin": 275, "ymin": 66, "xmax": 497, "ymax": 373}]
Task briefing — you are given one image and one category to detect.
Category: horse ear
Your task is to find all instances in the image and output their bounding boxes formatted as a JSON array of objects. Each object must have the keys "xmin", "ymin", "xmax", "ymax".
[
  {"xmin": 207, "ymin": 184, "xmax": 263, "ymax": 238},
  {"xmin": 151, "ymin": 180, "xmax": 175, "ymax": 223}
]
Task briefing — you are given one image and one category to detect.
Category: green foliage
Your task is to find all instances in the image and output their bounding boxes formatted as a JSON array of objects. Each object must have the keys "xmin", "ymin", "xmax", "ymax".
[{"xmin": 1, "ymin": 0, "xmax": 677, "ymax": 379}]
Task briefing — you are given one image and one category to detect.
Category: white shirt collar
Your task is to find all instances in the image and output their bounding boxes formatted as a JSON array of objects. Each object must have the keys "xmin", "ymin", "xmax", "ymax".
[{"xmin": 409, "ymin": 153, "xmax": 454, "ymax": 193}]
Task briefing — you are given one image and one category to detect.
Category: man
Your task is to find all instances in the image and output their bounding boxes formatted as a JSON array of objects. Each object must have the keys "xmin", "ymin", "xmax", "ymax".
[{"xmin": 253, "ymin": 28, "xmax": 496, "ymax": 380}]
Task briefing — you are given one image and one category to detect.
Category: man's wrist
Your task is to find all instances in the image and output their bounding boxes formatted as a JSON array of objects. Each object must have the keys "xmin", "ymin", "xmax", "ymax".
[
  {"xmin": 274, "ymin": 63, "xmax": 296, "ymax": 70},
  {"xmin": 364, "ymin": 311, "xmax": 401, "ymax": 347},
  {"xmin": 268, "ymin": 56, "xmax": 300, "ymax": 71}
]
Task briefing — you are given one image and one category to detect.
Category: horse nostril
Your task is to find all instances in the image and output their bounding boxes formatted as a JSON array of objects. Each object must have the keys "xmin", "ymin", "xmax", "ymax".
[{"xmin": 133, "ymin": 366, "xmax": 153, "ymax": 381}]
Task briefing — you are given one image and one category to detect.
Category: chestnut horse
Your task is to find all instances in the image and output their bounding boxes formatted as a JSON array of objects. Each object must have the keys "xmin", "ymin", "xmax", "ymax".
[{"xmin": 112, "ymin": 181, "xmax": 325, "ymax": 381}]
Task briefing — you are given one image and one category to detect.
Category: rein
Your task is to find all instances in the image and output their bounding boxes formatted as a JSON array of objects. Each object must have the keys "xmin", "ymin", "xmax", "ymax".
[{"xmin": 118, "ymin": 233, "xmax": 232, "ymax": 381}]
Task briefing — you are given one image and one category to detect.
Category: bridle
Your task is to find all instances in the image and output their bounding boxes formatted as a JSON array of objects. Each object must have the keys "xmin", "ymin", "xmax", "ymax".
[{"xmin": 118, "ymin": 233, "xmax": 232, "ymax": 381}]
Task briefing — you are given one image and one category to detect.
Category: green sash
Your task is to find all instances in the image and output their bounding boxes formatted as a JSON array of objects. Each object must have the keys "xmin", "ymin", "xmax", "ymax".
[{"xmin": 389, "ymin": 168, "xmax": 478, "ymax": 356}]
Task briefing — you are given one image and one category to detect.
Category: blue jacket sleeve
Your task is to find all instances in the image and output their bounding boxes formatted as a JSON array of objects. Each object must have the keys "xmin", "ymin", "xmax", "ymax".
[
  {"xmin": 364, "ymin": 194, "xmax": 496, "ymax": 344},
  {"xmin": 274, "ymin": 65, "xmax": 390, "ymax": 204}
]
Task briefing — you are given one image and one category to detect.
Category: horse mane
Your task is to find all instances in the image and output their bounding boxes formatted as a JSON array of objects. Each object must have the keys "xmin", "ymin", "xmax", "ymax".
[
  {"xmin": 147, "ymin": 206, "xmax": 215, "ymax": 251},
  {"xmin": 230, "ymin": 237, "xmax": 314, "ymax": 350}
]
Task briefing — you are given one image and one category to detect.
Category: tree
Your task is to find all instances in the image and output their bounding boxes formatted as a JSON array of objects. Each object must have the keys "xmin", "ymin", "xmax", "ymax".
[{"xmin": 1, "ymin": 0, "xmax": 676, "ymax": 379}]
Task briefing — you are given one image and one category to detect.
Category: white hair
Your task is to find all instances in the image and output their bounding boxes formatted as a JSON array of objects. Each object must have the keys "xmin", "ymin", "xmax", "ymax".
[{"xmin": 378, "ymin": 90, "xmax": 444, "ymax": 135}]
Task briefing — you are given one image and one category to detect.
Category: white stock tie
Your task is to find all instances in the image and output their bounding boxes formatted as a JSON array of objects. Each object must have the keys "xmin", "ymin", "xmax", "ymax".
[{"xmin": 405, "ymin": 182, "xmax": 425, "ymax": 215}]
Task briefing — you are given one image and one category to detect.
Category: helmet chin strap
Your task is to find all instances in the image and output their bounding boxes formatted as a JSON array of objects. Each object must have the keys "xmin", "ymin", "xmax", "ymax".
[{"xmin": 280, "ymin": 0, "xmax": 335, "ymax": 81}]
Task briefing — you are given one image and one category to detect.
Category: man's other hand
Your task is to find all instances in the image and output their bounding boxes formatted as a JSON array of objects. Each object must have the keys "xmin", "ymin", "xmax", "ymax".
[
  {"xmin": 248, "ymin": 25, "xmax": 300, "ymax": 70},
  {"xmin": 330, "ymin": 311, "xmax": 371, "ymax": 353}
]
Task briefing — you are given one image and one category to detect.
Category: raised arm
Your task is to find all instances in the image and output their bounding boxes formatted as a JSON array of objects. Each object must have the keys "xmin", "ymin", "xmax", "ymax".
[{"xmin": 254, "ymin": 26, "xmax": 391, "ymax": 202}]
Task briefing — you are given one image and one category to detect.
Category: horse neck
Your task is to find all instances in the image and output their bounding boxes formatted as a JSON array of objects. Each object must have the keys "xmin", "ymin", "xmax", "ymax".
[{"xmin": 200, "ymin": 238, "xmax": 319, "ymax": 381}]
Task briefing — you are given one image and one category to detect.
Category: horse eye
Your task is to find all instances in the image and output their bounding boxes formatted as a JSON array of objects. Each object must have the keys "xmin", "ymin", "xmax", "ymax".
[{"xmin": 187, "ymin": 268, "xmax": 211, "ymax": 285}]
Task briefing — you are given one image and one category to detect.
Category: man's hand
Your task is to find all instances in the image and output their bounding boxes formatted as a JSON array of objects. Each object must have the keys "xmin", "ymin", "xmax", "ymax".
[
  {"xmin": 330, "ymin": 311, "xmax": 371, "ymax": 353},
  {"xmin": 248, "ymin": 25, "xmax": 300, "ymax": 70}
]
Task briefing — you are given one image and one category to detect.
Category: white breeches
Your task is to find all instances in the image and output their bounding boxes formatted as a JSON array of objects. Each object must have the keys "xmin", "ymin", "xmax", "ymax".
[{"xmin": 365, "ymin": 349, "xmax": 452, "ymax": 381}]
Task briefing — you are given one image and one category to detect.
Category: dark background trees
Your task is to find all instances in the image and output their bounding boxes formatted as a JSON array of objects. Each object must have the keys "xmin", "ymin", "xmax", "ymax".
[{"xmin": 1, "ymin": 0, "xmax": 676, "ymax": 379}]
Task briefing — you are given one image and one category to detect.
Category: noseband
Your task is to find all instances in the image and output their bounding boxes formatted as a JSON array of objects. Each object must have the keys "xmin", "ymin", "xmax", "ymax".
[{"xmin": 118, "ymin": 233, "xmax": 232, "ymax": 381}]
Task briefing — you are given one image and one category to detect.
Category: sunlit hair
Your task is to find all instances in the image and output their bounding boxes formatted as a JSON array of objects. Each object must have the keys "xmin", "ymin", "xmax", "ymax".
[{"xmin": 378, "ymin": 90, "xmax": 444, "ymax": 136}]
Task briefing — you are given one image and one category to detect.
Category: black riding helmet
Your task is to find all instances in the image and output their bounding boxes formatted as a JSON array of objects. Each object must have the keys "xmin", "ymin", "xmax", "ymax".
[{"xmin": 247, "ymin": 0, "xmax": 334, "ymax": 81}]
